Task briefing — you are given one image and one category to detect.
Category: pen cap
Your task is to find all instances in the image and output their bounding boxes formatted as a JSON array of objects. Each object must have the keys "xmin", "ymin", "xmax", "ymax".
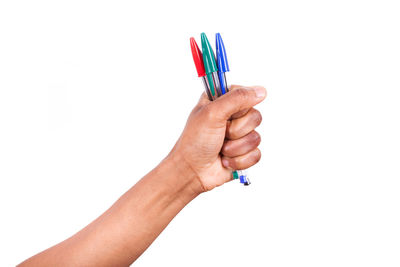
[
  {"xmin": 190, "ymin": 37, "xmax": 206, "ymax": 77},
  {"xmin": 216, "ymin": 33, "xmax": 230, "ymax": 72},
  {"xmin": 201, "ymin": 33, "xmax": 218, "ymax": 74}
]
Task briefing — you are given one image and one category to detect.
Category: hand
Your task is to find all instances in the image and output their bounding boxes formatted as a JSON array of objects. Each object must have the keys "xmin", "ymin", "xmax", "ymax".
[{"xmin": 169, "ymin": 85, "xmax": 267, "ymax": 192}]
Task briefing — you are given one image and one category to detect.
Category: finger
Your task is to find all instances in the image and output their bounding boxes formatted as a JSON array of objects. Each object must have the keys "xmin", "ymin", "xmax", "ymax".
[
  {"xmin": 228, "ymin": 84, "xmax": 244, "ymax": 91},
  {"xmin": 229, "ymin": 85, "xmax": 267, "ymax": 120},
  {"xmin": 226, "ymin": 108, "xmax": 262, "ymax": 140},
  {"xmin": 199, "ymin": 84, "xmax": 245, "ymax": 108},
  {"xmin": 208, "ymin": 86, "xmax": 267, "ymax": 123},
  {"xmin": 230, "ymin": 109, "xmax": 250, "ymax": 120},
  {"xmin": 198, "ymin": 85, "xmax": 248, "ymax": 118},
  {"xmin": 228, "ymin": 85, "xmax": 251, "ymax": 119},
  {"xmin": 221, "ymin": 148, "xmax": 261, "ymax": 170},
  {"xmin": 221, "ymin": 131, "xmax": 261, "ymax": 157}
]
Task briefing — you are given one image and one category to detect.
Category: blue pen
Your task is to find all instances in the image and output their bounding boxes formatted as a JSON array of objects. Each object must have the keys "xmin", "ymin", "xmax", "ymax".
[
  {"xmin": 216, "ymin": 33, "xmax": 229, "ymax": 95},
  {"xmin": 216, "ymin": 33, "xmax": 251, "ymax": 186}
]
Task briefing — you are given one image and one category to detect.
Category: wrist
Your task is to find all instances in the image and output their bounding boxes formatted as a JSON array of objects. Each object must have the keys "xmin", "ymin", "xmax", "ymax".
[{"xmin": 162, "ymin": 152, "xmax": 206, "ymax": 197}]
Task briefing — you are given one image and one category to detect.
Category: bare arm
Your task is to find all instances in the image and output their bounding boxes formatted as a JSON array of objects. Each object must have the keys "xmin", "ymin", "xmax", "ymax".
[{"xmin": 19, "ymin": 85, "xmax": 266, "ymax": 266}]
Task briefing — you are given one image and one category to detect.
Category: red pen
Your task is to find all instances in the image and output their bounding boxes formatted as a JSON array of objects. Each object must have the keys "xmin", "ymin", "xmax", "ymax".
[{"xmin": 190, "ymin": 37, "xmax": 215, "ymax": 101}]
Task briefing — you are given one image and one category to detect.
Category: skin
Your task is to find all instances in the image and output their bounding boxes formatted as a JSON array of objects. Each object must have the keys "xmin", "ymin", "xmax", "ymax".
[{"xmin": 18, "ymin": 85, "xmax": 267, "ymax": 266}]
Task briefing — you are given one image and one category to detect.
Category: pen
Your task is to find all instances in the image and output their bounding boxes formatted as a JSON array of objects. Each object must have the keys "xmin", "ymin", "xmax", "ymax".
[
  {"xmin": 215, "ymin": 33, "xmax": 229, "ymax": 95},
  {"xmin": 201, "ymin": 33, "xmax": 222, "ymax": 98},
  {"xmin": 215, "ymin": 33, "xmax": 251, "ymax": 186},
  {"xmin": 190, "ymin": 37, "xmax": 214, "ymax": 101}
]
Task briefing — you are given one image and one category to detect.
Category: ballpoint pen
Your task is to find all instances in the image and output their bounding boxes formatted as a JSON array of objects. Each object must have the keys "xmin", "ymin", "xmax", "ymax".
[
  {"xmin": 190, "ymin": 37, "xmax": 214, "ymax": 101},
  {"xmin": 215, "ymin": 33, "xmax": 251, "ymax": 186},
  {"xmin": 201, "ymin": 33, "xmax": 222, "ymax": 98},
  {"xmin": 215, "ymin": 33, "xmax": 229, "ymax": 95}
]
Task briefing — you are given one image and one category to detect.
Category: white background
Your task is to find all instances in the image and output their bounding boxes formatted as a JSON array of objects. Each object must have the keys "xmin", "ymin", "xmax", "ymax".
[{"xmin": 1, "ymin": 0, "xmax": 400, "ymax": 266}]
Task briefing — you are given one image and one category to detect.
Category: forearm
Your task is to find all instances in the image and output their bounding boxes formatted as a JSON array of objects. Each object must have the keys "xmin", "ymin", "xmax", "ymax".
[{"xmin": 19, "ymin": 153, "xmax": 202, "ymax": 267}]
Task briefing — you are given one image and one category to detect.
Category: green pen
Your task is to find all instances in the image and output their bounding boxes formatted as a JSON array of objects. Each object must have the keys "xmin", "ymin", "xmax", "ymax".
[{"xmin": 201, "ymin": 33, "xmax": 222, "ymax": 99}]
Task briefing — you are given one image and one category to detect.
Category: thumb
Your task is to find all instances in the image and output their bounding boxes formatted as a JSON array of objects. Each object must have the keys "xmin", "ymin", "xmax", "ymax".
[{"xmin": 209, "ymin": 86, "xmax": 266, "ymax": 122}]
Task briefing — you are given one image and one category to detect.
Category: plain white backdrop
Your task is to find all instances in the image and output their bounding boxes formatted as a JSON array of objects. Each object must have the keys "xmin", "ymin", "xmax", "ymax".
[{"xmin": 1, "ymin": 0, "xmax": 400, "ymax": 266}]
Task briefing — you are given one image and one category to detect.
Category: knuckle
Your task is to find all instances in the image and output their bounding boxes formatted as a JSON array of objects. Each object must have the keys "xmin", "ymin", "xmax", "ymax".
[
  {"xmin": 201, "ymin": 105, "xmax": 215, "ymax": 121},
  {"xmin": 226, "ymin": 127, "xmax": 234, "ymax": 139},
  {"xmin": 228, "ymin": 158, "xmax": 237, "ymax": 170},
  {"xmin": 229, "ymin": 84, "xmax": 241, "ymax": 91},
  {"xmin": 226, "ymin": 124, "xmax": 237, "ymax": 139},
  {"xmin": 233, "ymin": 88, "xmax": 250, "ymax": 101},
  {"xmin": 252, "ymin": 109, "xmax": 262, "ymax": 126},
  {"xmin": 249, "ymin": 131, "xmax": 261, "ymax": 146},
  {"xmin": 253, "ymin": 149, "xmax": 262, "ymax": 163},
  {"xmin": 221, "ymin": 141, "xmax": 230, "ymax": 155}
]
